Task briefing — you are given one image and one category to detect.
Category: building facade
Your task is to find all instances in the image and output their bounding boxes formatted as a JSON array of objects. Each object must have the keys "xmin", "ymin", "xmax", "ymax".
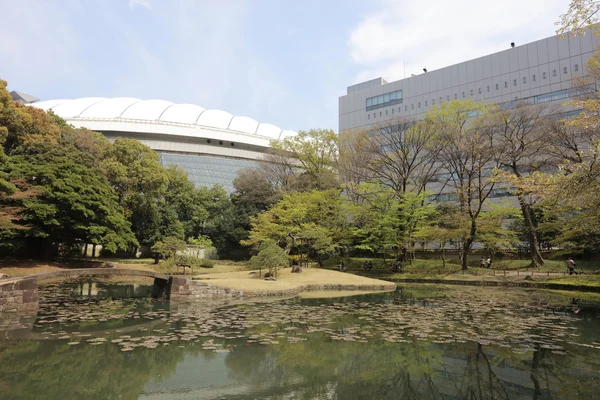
[
  {"xmin": 339, "ymin": 29, "xmax": 599, "ymax": 133},
  {"xmin": 32, "ymin": 97, "xmax": 295, "ymax": 193}
]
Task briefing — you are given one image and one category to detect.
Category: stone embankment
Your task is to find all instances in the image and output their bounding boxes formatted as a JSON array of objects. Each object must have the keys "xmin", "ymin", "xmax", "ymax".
[
  {"xmin": 170, "ymin": 277, "xmax": 396, "ymax": 300},
  {"xmin": 0, "ymin": 278, "xmax": 39, "ymax": 313}
]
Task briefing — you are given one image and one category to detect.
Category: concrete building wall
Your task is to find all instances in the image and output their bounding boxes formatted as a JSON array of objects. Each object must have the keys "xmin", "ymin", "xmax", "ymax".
[{"xmin": 339, "ymin": 29, "xmax": 599, "ymax": 132}]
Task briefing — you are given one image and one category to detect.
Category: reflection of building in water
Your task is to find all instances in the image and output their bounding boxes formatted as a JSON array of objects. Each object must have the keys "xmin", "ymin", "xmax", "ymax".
[{"xmin": 75, "ymin": 281, "xmax": 152, "ymax": 298}]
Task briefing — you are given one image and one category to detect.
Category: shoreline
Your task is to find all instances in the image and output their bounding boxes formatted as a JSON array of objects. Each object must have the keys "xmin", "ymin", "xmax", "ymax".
[{"xmin": 381, "ymin": 277, "xmax": 600, "ymax": 293}]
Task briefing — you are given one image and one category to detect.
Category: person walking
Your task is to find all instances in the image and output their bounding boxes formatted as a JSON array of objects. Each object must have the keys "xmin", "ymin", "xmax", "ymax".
[
  {"xmin": 339, "ymin": 260, "xmax": 345, "ymax": 272},
  {"xmin": 486, "ymin": 257, "xmax": 492, "ymax": 269},
  {"xmin": 480, "ymin": 257, "xmax": 486, "ymax": 268},
  {"xmin": 567, "ymin": 258, "xmax": 578, "ymax": 275}
]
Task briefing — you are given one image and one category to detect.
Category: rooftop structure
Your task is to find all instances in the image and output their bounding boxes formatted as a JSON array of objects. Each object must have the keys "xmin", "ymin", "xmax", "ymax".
[{"xmin": 33, "ymin": 97, "xmax": 296, "ymax": 192}]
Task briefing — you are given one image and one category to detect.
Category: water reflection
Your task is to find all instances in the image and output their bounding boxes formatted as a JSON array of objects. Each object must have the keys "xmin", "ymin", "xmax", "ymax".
[{"xmin": 0, "ymin": 281, "xmax": 598, "ymax": 399}]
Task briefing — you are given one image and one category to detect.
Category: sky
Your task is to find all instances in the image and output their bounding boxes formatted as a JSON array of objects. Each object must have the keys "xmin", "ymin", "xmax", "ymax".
[{"xmin": 0, "ymin": 0, "xmax": 570, "ymax": 132}]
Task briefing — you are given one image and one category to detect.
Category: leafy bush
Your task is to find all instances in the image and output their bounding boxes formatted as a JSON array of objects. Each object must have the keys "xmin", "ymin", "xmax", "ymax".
[
  {"xmin": 200, "ymin": 259, "xmax": 215, "ymax": 268},
  {"xmin": 250, "ymin": 240, "xmax": 289, "ymax": 277}
]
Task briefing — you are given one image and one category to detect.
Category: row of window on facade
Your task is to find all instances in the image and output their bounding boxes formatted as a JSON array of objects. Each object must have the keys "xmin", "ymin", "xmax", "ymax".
[
  {"xmin": 427, "ymin": 188, "xmax": 513, "ymax": 203},
  {"xmin": 367, "ymin": 66, "xmax": 584, "ymax": 121}
]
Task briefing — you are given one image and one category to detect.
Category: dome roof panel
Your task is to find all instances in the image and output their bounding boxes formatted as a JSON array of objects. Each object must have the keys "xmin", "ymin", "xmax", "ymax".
[
  {"xmin": 50, "ymin": 97, "xmax": 105, "ymax": 118},
  {"xmin": 120, "ymin": 99, "xmax": 174, "ymax": 121},
  {"xmin": 278, "ymin": 130, "xmax": 297, "ymax": 141},
  {"xmin": 79, "ymin": 98, "xmax": 141, "ymax": 119},
  {"xmin": 32, "ymin": 99, "xmax": 69, "ymax": 111},
  {"xmin": 196, "ymin": 109, "xmax": 233, "ymax": 129},
  {"xmin": 160, "ymin": 104, "xmax": 205, "ymax": 124},
  {"xmin": 256, "ymin": 123, "xmax": 282, "ymax": 139},
  {"xmin": 229, "ymin": 116, "xmax": 259, "ymax": 134}
]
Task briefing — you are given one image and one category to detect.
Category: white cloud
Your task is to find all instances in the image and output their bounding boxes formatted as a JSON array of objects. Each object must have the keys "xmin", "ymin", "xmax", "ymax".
[
  {"xmin": 348, "ymin": 0, "xmax": 570, "ymax": 83},
  {"xmin": 129, "ymin": 0, "xmax": 151, "ymax": 9}
]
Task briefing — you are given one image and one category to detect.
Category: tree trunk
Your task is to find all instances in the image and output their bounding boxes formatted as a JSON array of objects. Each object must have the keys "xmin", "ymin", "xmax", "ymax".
[
  {"xmin": 461, "ymin": 221, "xmax": 477, "ymax": 270},
  {"xmin": 518, "ymin": 195, "xmax": 545, "ymax": 267}
]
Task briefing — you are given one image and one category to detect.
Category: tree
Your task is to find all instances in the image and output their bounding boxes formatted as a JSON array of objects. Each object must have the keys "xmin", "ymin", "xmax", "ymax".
[
  {"xmin": 7, "ymin": 142, "xmax": 137, "ymax": 258},
  {"xmin": 270, "ymin": 128, "xmax": 340, "ymax": 191},
  {"xmin": 426, "ymin": 100, "xmax": 500, "ymax": 270},
  {"xmin": 494, "ymin": 102, "xmax": 552, "ymax": 266},
  {"xmin": 249, "ymin": 239, "xmax": 289, "ymax": 278},
  {"xmin": 151, "ymin": 236, "xmax": 187, "ymax": 261},
  {"xmin": 556, "ymin": 0, "xmax": 600, "ymax": 37},
  {"xmin": 103, "ymin": 138, "xmax": 168, "ymax": 247},
  {"xmin": 341, "ymin": 118, "xmax": 442, "ymax": 195},
  {"xmin": 348, "ymin": 182, "xmax": 437, "ymax": 264},
  {"xmin": 187, "ymin": 234, "xmax": 216, "ymax": 259},
  {"xmin": 242, "ymin": 189, "xmax": 346, "ymax": 265}
]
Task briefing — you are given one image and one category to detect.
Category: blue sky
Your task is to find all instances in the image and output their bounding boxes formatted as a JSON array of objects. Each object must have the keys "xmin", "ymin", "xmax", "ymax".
[{"xmin": 1, "ymin": 0, "xmax": 569, "ymax": 132}]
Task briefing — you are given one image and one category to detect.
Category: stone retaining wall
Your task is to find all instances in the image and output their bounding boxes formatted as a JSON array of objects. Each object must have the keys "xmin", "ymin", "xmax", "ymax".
[
  {"xmin": 0, "ymin": 279, "xmax": 39, "ymax": 313},
  {"xmin": 169, "ymin": 278, "xmax": 396, "ymax": 301}
]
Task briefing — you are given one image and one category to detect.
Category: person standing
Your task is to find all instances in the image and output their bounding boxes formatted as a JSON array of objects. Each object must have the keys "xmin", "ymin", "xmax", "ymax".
[
  {"xmin": 567, "ymin": 258, "xmax": 578, "ymax": 275},
  {"xmin": 486, "ymin": 257, "xmax": 492, "ymax": 269}
]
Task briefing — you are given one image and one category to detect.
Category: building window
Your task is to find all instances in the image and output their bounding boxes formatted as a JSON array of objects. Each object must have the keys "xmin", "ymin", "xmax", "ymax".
[
  {"xmin": 462, "ymin": 92, "xmax": 465, "ymax": 98},
  {"xmin": 486, "ymin": 86, "xmax": 490, "ymax": 92},
  {"xmin": 398, "ymin": 107, "xmax": 401, "ymax": 112},
  {"xmin": 231, "ymin": 142, "xmax": 235, "ymax": 146},
  {"xmin": 391, "ymin": 108, "xmax": 394, "ymax": 114},
  {"xmin": 454, "ymin": 93, "xmax": 457, "ymax": 99},
  {"xmin": 418, "ymin": 102, "xmax": 421, "ymax": 108},
  {"xmin": 411, "ymin": 104, "xmax": 414, "ymax": 110},
  {"xmin": 425, "ymin": 100, "xmax": 428, "ymax": 106},
  {"xmin": 496, "ymin": 83, "xmax": 499, "ymax": 90},
  {"xmin": 368, "ymin": 114, "xmax": 370, "ymax": 119},
  {"xmin": 513, "ymin": 79, "xmax": 517, "ymax": 86},
  {"xmin": 385, "ymin": 110, "xmax": 388, "ymax": 116},
  {"xmin": 439, "ymin": 97, "xmax": 442, "ymax": 103},
  {"xmin": 405, "ymin": 106, "xmax": 407, "ymax": 111},
  {"xmin": 563, "ymin": 66, "xmax": 568, "ymax": 74},
  {"xmin": 552, "ymin": 69, "xmax": 557, "ymax": 76},
  {"xmin": 207, "ymin": 139, "xmax": 211, "ymax": 143},
  {"xmin": 219, "ymin": 140, "xmax": 223, "ymax": 145},
  {"xmin": 365, "ymin": 89, "xmax": 403, "ymax": 111},
  {"xmin": 543, "ymin": 72, "xmax": 547, "ymax": 79},
  {"xmin": 432, "ymin": 99, "xmax": 435, "ymax": 105},
  {"xmin": 373, "ymin": 113, "xmax": 376, "ymax": 118},
  {"xmin": 470, "ymin": 89, "xmax": 474, "ymax": 96},
  {"xmin": 532, "ymin": 74, "xmax": 536, "ymax": 82},
  {"xmin": 447, "ymin": 95, "xmax": 450, "ymax": 101},
  {"xmin": 523, "ymin": 77, "xmax": 526, "ymax": 84},
  {"xmin": 478, "ymin": 88, "xmax": 482, "ymax": 94},
  {"xmin": 504, "ymin": 82, "xmax": 508, "ymax": 88},
  {"xmin": 574, "ymin": 64, "xmax": 579, "ymax": 71},
  {"xmin": 380, "ymin": 111, "xmax": 382, "ymax": 116}
]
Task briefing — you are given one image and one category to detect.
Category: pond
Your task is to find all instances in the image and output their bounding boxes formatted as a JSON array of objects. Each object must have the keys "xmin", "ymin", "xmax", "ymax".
[{"xmin": 0, "ymin": 278, "xmax": 599, "ymax": 399}]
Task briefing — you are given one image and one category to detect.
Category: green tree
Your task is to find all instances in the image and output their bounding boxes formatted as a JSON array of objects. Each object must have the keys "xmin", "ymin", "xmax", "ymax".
[
  {"xmin": 151, "ymin": 236, "xmax": 187, "ymax": 261},
  {"xmin": 269, "ymin": 128, "xmax": 340, "ymax": 191},
  {"xmin": 7, "ymin": 142, "xmax": 137, "ymax": 258},
  {"xmin": 426, "ymin": 100, "xmax": 500, "ymax": 270},
  {"xmin": 243, "ymin": 189, "xmax": 346, "ymax": 265},
  {"xmin": 249, "ymin": 239, "xmax": 289, "ymax": 277},
  {"xmin": 103, "ymin": 138, "xmax": 168, "ymax": 247}
]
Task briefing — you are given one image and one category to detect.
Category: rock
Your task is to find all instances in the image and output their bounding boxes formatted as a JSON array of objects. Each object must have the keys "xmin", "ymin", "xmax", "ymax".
[
  {"xmin": 103, "ymin": 262, "xmax": 117, "ymax": 268},
  {"xmin": 265, "ymin": 277, "xmax": 277, "ymax": 281},
  {"xmin": 0, "ymin": 273, "xmax": 10, "ymax": 279}
]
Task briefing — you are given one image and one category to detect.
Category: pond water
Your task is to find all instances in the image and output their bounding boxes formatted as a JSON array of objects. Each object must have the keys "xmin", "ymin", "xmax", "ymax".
[{"xmin": 0, "ymin": 278, "xmax": 599, "ymax": 400}]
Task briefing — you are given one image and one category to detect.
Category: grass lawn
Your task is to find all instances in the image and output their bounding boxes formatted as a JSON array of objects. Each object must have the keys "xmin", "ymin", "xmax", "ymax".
[{"xmin": 194, "ymin": 267, "xmax": 395, "ymax": 293}]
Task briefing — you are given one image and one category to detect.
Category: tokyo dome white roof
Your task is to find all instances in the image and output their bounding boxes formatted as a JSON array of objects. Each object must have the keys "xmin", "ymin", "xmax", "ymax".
[{"xmin": 33, "ymin": 97, "xmax": 295, "ymax": 145}]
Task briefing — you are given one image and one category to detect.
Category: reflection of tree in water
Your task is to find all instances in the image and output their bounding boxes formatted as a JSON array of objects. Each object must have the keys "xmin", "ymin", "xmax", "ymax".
[{"xmin": 0, "ymin": 340, "xmax": 186, "ymax": 400}]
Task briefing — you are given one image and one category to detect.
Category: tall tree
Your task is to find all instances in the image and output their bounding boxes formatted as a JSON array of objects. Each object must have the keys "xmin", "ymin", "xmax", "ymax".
[
  {"xmin": 103, "ymin": 138, "xmax": 168, "ymax": 247},
  {"xmin": 494, "ymin": 102, "xmax": 552, "ymax": 266},
  {"xmin": 341, "ymin": 118, "xmax": 442, "ymax": 195},
  {"xmin": 426, "ymin": 100, "xmax": 500, "ymax": 270},
  {"xmin": 270, "ymin": 128, "xmax": 340, "ymax": 191}
]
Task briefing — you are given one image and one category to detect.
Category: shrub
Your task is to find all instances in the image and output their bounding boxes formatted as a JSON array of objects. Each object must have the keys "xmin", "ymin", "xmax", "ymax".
[{"xmin": 200, "ymin": 259, "xmax": 215, "ymax": 268}]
